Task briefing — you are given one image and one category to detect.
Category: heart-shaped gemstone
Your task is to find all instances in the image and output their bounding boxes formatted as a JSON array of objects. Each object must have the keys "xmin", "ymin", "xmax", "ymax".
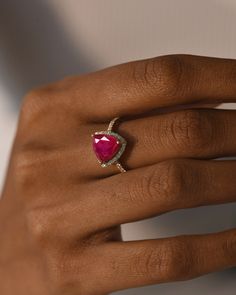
[{"xmin": 92, "ymin": 133, "xmax": 121, "ymax": 163}]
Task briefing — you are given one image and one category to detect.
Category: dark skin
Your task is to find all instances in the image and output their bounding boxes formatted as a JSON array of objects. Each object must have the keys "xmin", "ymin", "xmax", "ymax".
[{"xmin": 1, "ymin": 54, "xmax": 236, "ymax": 295}]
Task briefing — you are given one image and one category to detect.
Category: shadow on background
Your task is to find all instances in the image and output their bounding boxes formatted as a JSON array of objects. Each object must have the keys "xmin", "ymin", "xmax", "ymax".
[{"xmin": 0, "ymin": 0, "xmax": 95, "ymax": 109}]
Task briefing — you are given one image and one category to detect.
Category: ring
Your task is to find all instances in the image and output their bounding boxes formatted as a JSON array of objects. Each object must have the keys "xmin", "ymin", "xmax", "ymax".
[{"xmin": 91, "ymin": 117, "xmax": 127, "ymax": 173}]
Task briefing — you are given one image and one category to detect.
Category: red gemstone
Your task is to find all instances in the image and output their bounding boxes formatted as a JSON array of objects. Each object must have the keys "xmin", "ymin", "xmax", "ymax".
[{"xmin": 92, "ymin": 134, "xmax": 120, "ymax": 162}]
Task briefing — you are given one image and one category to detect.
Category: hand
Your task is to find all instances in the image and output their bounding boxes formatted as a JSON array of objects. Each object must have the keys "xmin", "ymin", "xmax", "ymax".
[{"xmin": 1, "ymin": 54, "xmax": 236, "ymax": 295}]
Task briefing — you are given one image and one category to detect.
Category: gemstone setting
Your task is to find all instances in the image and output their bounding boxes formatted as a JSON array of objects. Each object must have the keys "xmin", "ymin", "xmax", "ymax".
[{"xmin": 92, "ymin": 131, "xmax": 127, "ymax": 167}]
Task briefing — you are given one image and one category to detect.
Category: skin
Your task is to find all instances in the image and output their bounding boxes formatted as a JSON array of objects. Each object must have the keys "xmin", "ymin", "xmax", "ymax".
[{"xmin": 1, "ymin": 54, "xmax": 236, "ymax": 294}]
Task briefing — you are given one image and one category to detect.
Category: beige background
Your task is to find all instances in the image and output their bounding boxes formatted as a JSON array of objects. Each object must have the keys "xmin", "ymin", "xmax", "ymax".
[{"xmin": 0, "ymin": 0, "xmax": 236, "ymax": 294}]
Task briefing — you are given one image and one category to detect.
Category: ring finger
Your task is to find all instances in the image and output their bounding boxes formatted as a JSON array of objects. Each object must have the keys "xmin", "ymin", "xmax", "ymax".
[
  {"xmin": 51, "ymin": 159, "xmax": 236, "ymax": 238},
  {"xmin": 87, "ymin": 108, "xmax": 236, "ymax": 176},
  {"xmin": 88, "ymin": 229, "xmax": 236, "ymax": 294}
]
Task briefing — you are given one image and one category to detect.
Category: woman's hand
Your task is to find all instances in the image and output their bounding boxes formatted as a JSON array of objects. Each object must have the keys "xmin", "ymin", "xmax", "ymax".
[{"xmin": 1, "ymin": 54, "xmax": 236, "ymax": 295}]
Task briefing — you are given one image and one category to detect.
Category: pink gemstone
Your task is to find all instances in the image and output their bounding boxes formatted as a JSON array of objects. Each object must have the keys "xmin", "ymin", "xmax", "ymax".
[{"xmin": 92, "ymin": 134, "xmax": 121, "ymax": 162}]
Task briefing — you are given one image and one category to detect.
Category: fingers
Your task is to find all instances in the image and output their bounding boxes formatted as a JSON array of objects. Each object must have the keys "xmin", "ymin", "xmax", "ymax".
[
  {"xmin": 78, "ymin": 54, "xmax": 236, "ymax": 121},
  {"xmin": 82, "ymin": 159, "xmax": 236, "ymax": 231},
  {"xmin": 90, "ymin": 229, "xmax": 236, "ymax": 293}
]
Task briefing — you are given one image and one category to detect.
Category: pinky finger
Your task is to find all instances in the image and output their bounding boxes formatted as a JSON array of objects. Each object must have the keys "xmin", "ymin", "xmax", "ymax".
[{"xmin": 90, "ymin": 229, "xmax": 236, "ymax": 294}]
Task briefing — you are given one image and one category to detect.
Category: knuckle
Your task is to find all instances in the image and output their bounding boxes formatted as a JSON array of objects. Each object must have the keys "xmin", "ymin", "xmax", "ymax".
[
  {"xmin": 20, "ymin": 88, "xmax": 48, "ymax": 122},
  {"xmin": 140, "ymin": 168, "xmax": 158, "ymax": 203},
  {"xmin": 132, "ymin": 54, "xmax": 185, "ymax": 97},
  {"xmin": 26, "ymin": 207, "xmax": 58, "ymax": 246},
  {"xmin": 170, "ymin": 110, "xmax": 213, "ymax": 152},
  {"xmin": 133, "ymin": 239, "xmax": 194, "ymax": 282},
  {"xmin": 146, "ymin": 160, "xmax": 186, "ymax": 207},
  {"xmin": 143, "ymin": 249, "xmax": 162, "ymax": 280},
  {"xmin": 162, "ymin": 160, "xmax": 187, "ymax": 205},
  {"xmin": 12, "ymin": 148, "xmax": 51, "ymax": 201},
  {"xmin": 133, "ymin": 167, "xmax": 159, "ymax": 204},
  {"xmin": 133, "ymin": 247, "xmax": 163, "ymax": 281},
  {"xmin": 12, "ymin": 150, "xmax": 38, "ymax": 195},
  {"xmin": 160, "ymin": 239, "xmax": 194, "ymax": 280},
  {"xmin": 19, "ymin": 85, "xmax": 58, "ymax": 127}
]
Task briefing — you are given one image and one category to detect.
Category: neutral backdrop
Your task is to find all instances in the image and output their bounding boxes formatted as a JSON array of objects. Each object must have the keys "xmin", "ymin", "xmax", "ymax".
[{"xmin": 1, "ymin": 1, "xmax": 236, "ymax": 294}]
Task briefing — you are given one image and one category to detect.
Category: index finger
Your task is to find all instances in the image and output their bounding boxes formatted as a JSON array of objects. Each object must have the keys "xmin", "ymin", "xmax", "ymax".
[{"xmin": 78, "ymin": 54, "xmax": 236, "ymax": 121}]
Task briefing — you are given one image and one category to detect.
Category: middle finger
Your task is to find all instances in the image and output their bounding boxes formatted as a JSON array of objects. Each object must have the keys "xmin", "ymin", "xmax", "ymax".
[{"xmin": 83, "ymin": 159, "xmax": 236, "ymax": 232}]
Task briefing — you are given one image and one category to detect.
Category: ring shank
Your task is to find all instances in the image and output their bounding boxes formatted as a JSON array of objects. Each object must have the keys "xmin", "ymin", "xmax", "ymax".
[
  {"xmin": 108, "ymin": 117, "xmax": 120, "ymax": 132},
  {"xmin": 108, "ymin": 117, "xmax": 127, "ymax": 173},
  {"xmin": 116, "ymin": 162, "xmax": 127, "ymax": 173}
]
